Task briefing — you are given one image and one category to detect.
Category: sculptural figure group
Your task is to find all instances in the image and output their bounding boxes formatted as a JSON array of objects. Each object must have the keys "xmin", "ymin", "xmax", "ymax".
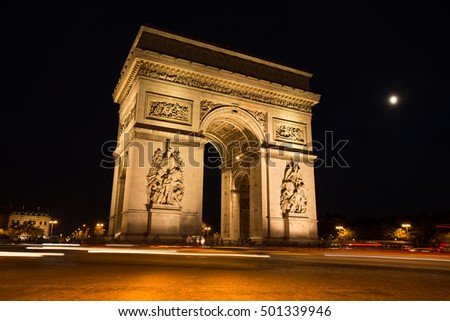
[
  {"xmin": 280, "ymin": 160, "xmax": 307, "ymax": 217},
  {"xmin": 147, "ymin": 146, "xmax": 184, "ymax": 206}
]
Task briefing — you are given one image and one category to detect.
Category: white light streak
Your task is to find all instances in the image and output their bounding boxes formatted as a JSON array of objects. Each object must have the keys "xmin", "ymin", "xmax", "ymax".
[
  {"xmin": 42, "ymin": 243, "xmax": 80, "ymax": 247},
  {"xmin": 0, "ymin": 251, "xmax": 65, "ymax": 257},
  {"xmin": 324, "ymin": 253, "xmax": 450, "ymax": 262},
  {"xmin": 88, "ymin": 248, "xmax": 270, "ymax": 258},
  {"xmin": 26, "ymin": 246, "xmax": 88, "ymax": 251}
]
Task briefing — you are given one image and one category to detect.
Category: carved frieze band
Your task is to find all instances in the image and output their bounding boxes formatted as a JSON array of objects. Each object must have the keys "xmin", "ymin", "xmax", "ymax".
[
  {"xmin": 137, "ymin": 61, "xmax": 314, "ymax": 113},
  {"xmin": 273, "ymin": 118, "xmax": 307, "ymax": 145},
  {"xmin": 145, "ymin": 92, "xmax": 193, "ymax": 125}
]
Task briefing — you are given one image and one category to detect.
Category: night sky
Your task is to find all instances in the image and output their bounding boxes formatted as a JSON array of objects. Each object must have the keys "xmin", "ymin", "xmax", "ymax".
[{"xmin": 1, "ymin": 2, "xmax": 449, "ymax": 235}]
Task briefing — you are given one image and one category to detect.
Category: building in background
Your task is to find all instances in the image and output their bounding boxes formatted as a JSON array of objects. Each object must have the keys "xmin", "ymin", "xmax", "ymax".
[{"xmin": 7, "ymin": 206, "xmax": 54, "ymax": 237}]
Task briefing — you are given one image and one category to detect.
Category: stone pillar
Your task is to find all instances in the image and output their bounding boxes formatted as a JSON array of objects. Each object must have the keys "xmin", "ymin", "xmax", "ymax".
[
  {"xmin": 230, "ymin": 190, "xmax": 240, "ymax": 242},
  {"xmin": 221, "ymin": 168, "xmax": 232, "ymax": 241},
  {"xmin": 108, "ymin": 156, "xmax": 120, "ymax": 237},
  {"xmin": 113, "ymin": 177, "xmax": 125, "ymax": 236},
  {"xmin": 259, "ymin": 148, "xmax": 270, "ymax": 241},
  {"xmin": 178, "ymin": 142, "xmax": 204, "ymax": 236},
  {"xmin": 119, "ymin": 140, "xmax": 149, "ymax": 237},
  {"xmin": 249, "ymin": 156, "xmax": 264, "ymax": 243}
]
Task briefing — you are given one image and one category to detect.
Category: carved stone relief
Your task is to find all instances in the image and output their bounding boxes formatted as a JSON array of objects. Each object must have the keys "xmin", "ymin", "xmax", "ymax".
[
  {"xmin": 137, "ymin": 62, "xmax": 314, "ymax": 113},
  {"xmin": 273, "ymin": 118, "xmax": 307, "ymax": 145},
  {"xmin": 246, "ymin": 109, "xmax": 267, "ymax": 131},
  {"xmin": 118, "ymin": 97, "xmax": 137, "ymax": 138},
  {"xmin": 280, "ymin": 160, "xmax": 307, "ymax": 217},
  {"xmin": 146, "ymin": 143, "xmax": 184, "ymax": 206},
  {"xmin": 200, "ymin": 100, "xmax": 222, "ymax": 120},
  {"xmin": 200, "ymin": 99, "xmax": 267, "ymax": 130},
  {"xmin": 146, "ymin": 92, "xmax": 192, "ymax": 125}
]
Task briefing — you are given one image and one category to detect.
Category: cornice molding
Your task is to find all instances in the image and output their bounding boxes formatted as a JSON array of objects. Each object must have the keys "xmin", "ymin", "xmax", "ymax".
[
  {"xmin": 113, "ymin": 57, "xmax": 143, "ymax": 105},
  {"xmin": 114, "ymin": 59, "xmax": 318, "ymax": 113}
]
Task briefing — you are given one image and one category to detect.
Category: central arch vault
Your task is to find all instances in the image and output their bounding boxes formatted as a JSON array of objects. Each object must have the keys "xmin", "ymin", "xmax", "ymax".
[{"xmin": 108, "ymin": 26, "xmax": 321, "ymax": 245}]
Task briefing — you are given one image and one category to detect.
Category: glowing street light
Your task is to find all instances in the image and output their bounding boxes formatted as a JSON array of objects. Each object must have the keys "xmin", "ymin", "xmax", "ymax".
[
  {"xmin": 204, "ymin": 226, "xmax": 211, "ymax": 238},
  {"xmin": 401, "ymin": 223, "xmax": 412, "ymax": 241},
  {"xmin": 95, "ymin": 223, "xmax": 105, "ymax": 237},
  {"xmin": 401, "ymin": 223, "xmax": 411, "ymax": 230},
  {"xmin": 401, "ymin": 223, "xmax": 411, "ymax": 234},
  {"xmin": 335, "ymin": 226, "xmax": 344, "ymax": 237},
  {"xmin": 49, "ymin": 220, "xmax": 58, "ymax": 236}
]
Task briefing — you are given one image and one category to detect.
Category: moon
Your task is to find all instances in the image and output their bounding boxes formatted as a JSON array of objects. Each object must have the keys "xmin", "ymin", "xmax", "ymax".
[{"xmin": 389, "ymin": 95, "xmax": 398, "ymax": 105}]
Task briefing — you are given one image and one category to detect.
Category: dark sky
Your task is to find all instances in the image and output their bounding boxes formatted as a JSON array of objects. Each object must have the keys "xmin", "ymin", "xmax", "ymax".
[{"xmin": 1, "ymin": 2, "xmax": 449, "ymax": 234}]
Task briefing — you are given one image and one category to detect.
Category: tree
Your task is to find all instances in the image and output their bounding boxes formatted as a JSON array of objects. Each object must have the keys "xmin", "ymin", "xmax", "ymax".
[
  {"xmin": 335, "ymin": 227, "xmax": 355, "ymax": 243},
  {"xmin": 385, "ymin": 228, "xmax": 410, "ymax": 241},
  {"xmin": 93, "ymin": 224, "xmax": 105, "ymax": 237},
  {"xmin": 6, "ymin": 222, "xmax": 44, "ymax": 240}
]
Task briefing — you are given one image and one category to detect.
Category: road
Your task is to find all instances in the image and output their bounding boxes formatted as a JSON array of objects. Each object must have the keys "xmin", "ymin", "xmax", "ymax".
[{"xmin": 0, "ymin": 244, "xmax": 449, "ymax": 301}]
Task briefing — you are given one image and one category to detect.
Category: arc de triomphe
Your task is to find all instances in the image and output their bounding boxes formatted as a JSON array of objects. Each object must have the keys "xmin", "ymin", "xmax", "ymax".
[{"xmin": 108, "ymin": 26, "xmax": 321, "ymax": 244}]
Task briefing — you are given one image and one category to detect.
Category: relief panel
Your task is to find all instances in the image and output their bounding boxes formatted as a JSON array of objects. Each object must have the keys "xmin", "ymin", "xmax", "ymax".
[
  {"xmin": 145, "ymin": 92, "xmax": 193, "ymax": 125},
  {"xmin": 273, "ymin": 118, "xmax": 307, "ymax": 145}
]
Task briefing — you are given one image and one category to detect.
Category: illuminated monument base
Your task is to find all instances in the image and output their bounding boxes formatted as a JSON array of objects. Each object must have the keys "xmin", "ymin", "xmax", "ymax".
[
  {"xmin": 147, "ymin": 205, "xmax": 181, "ymax": 240},
  {"xmin": 108, "ymin": 26, "xmax": 321, "ymax": 244}
]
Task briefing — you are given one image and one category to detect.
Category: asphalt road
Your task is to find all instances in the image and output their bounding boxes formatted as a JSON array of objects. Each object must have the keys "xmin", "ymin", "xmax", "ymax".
[{"xmin": 0, "ymin": 244, "xmax": 449, "ymax": 301}]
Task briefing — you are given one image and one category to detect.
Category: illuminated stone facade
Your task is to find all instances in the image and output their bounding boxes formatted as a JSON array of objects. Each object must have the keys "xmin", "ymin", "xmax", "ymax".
[
  {"xmin": 108, "ymin": 26, "xmax": 321, "ymax": 244},
  {"xmin": 8, "ymin": 208, "xmax": 52, "ymax": 236}
]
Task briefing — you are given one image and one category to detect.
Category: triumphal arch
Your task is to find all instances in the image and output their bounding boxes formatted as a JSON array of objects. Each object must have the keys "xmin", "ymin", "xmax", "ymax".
[{"xmin": 108, "ymin": 26, "xmax": 321, "ymax": 244}]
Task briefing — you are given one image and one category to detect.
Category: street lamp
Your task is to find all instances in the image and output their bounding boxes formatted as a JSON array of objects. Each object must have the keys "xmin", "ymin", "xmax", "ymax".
[
  {"xmin": 95, "ymin": 223, "xmax": 105, "ymax": 236},
  {"xmin": 49, "ymin": 220, "xmax": 58, "ymax": 236},
  {"xmin": 401, "ymin": 223, "xmax": 411, "ymax": 230},
  {"xmin": 335, "ymin": 226, "xmax": 345, "ymax": 245},
  {"xmin": 205, "ymin": 226, "xmax": 211, "ymax": 238},
  {"xmin": 401, "ymin": 223, "xmax": 411, "ymax": 238}
]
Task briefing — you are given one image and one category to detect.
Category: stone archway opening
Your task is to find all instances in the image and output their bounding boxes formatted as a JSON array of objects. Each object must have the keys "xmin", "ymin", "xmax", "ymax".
[
  {"xmin": 201, "ymin": 106, "xmax": 263, "ymax": 243},
  {"xmin": 202, "ymin": 142, "xmax": 222, "ymax": 234}
]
